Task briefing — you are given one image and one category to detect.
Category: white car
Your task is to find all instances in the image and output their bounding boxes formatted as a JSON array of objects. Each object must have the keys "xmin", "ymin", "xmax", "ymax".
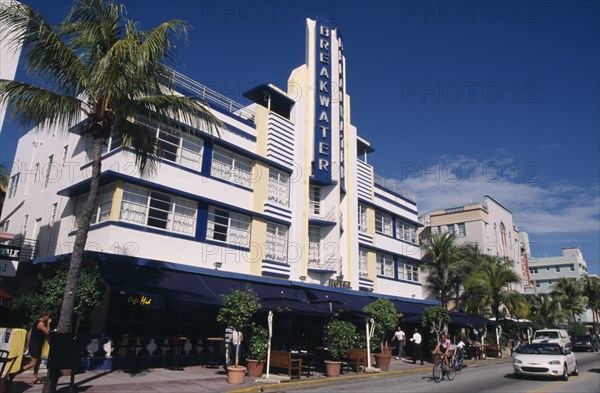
[{"xmin": 513, "ymin": 343, "xmax": 579, "ymax": 380}]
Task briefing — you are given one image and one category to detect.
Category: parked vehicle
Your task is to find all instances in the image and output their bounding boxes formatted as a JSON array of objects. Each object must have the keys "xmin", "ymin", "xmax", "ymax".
[
  {"xmin": 513, "ymin": 343, "xmax": 578, "ymax": 381},
  {"xmin": 572, "ymin": 334, "xmax": 599, "ymax": 352},
  {"xmin": 531, "ymin": 329, "xmax": 571, "ymax": 349}
]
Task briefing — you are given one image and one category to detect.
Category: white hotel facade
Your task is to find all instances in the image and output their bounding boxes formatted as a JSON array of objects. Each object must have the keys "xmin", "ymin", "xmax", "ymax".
[{"xmin": 1, "ymin": 19, "xmax": 428, "ymax": 311}]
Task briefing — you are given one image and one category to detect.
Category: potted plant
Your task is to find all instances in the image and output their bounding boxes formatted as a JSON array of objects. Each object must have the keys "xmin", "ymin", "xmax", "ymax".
[
  {"xmin": 422, "ymin": 306, "xmax": 450, "ymax": 363},
  {"xmin": 245, "ymin": 323, "xmax": 268, "ymax": 378},
  {"xmin": 323, "ymin": 319, "xmax": 359, "ymax": 377},
  {"xmin": 363, "ymin": 298, "xmax": 397, "ymax": 371},
  {"xmin": 217, "ymin": 287, "xmax": 261, "ymax": 384}
]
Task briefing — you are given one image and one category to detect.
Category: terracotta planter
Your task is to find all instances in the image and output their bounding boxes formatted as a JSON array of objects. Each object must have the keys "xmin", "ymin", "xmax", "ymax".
[
  {"xmin": 325, "ymin": 360, "xmax": 342, "ymax": 377},
  {"xmin": 226, "ymin": 365, "xmax": 247, "ymax": 384},
  {"xmin": 374, "ymin": 353, "xmax": 392, "ymax": 371},
  {"xmin": 245, "ymin": 359, "xmax": 265, "ymax": 378}
]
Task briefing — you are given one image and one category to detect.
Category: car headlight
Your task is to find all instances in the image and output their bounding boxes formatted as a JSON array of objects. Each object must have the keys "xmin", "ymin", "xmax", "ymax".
[
  {"xmin": 547, "ymin": 360, "xmax": 561, "ymax": 365},
  {"xmin": 514, "ymin": 359, "xmax": 522, "ymax": 364}
]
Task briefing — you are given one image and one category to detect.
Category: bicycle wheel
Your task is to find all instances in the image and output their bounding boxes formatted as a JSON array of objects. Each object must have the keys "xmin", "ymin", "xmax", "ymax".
[
  {"xmin": 447, "ymin": 363, "xmax": 457, "ymax": 381},
  {"xmin": 432, "ymin": 363, "xmax": 443, "ymax": 382}
]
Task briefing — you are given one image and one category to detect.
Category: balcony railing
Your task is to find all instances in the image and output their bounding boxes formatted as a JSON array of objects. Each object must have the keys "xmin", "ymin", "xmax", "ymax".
[
  {"xmin": 308, "ymin": 202, "xmax": 337, "ymax": 222},
  {"xmin": 373, "ymin": 174, "xmax": 416, "ymax": 202},
  {"xmin": 308, "ymin": 251, "xmax": 338, "ymax": 272},
  {"xmin": 170, "ymin": 70, "xmax": 256, "ymax": 121}
]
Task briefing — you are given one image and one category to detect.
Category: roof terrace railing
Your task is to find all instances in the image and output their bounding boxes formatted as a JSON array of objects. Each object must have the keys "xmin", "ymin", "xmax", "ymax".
[
  {"xmin": 169, "ymin": 70, "xmax": 255, "ymax": 121},
  {"xmin": 373, "ymin": 174, "xmax": 416, "ymax": 203}
]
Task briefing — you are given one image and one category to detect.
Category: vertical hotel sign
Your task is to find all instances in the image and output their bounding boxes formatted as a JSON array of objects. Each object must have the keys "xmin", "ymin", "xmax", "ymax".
[{"xmin": 314, "ymin": 20, "xmax": 333, "ymax": 183}]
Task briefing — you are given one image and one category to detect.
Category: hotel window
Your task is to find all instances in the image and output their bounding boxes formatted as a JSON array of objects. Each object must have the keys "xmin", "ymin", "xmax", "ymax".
[
  {"xmin": 457, "ymin": 223, "xmax": 466, "ymax": 237},
  {"xmin": 0, "ymin": 220, "xmax": 9, "ymax": 232},
  {"xmin": 570, "ymin": 265, "xmax": 575, "ymax": 272},
  {"xmin": 120, "ymin": 184, "xmax": 197, "ymax": 235},
  {"xmin": 447, "ymin": 224, "xmax": 455, "ymax": 235},
  {"xmin": 358, "ymin": 204, "xmax": 368, "ymax": 233},
  {"xmin": 61, "ymin": 145, "xmax": 69, "ymax": 167},
  {"xmin": 49, "ymin": 203, "xmax": 58, "ymax": 225},
  {"xmin": 265, "ymin": 222, "xmax": 288, "ymax": 263},
  {"xmin": 308, "ymin": 226, "xmax": 321, "ymax": 265},
  {"xmin": 268, "ymin": 168, "xmax": 290, "ymax": 206},
  {"xmin": 398, "ymin": 260, "xmax": 419, "ymax": 282},
  {"xmin": 22, "ymin": 214, "xmax": 29, "ymax": 235},
  {"xmin": 8, "ymin": 172, "xmax": 20, "ymax": 198},
  {"xmin": 395, "ymin": 220, "xmax": 416, "ymax": 243},
  {"xmin": 309, "ymin": 186, "xmax": 321, "ymax": 215},
  {"xmin": 211, "ymin": 147, "xmax": 253, "ymax": 187},
  {"xmin": 359, "ymin": 248, "xmax": 369, "ymax": 278},
  {"xmin": 376, "ymin": 253, "xmax": 394, "ymax": 277},
  {"xmin": 43, "ymin": 154, "xmax": 54, "ymax": 189},
  {"xmin": 555, "ymin": 266, "xmax": 560, "ymax": 272},
  {"xmin": 207, "ymin": 206, "xmax": 251, "ymax": 247},
  {"xmin": 73, "ymin": 185, "xmax": 116, "ymax": 230},
  {"xmin": 375, "ymin": 211, "xmax": 392, "ymax": 236},
  {"xmin": 157, "ymin": 125, "xmax": 204, "ymax": 170}
]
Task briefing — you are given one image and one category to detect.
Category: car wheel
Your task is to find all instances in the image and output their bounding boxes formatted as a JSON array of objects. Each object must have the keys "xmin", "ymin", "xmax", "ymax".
[
  {"xmin": 562, "ymin": 364, "xmax": 569, "ymax": 381},
  {"xmin": 573, "ymin": 362, "xmax": 579, "ymax": 376}
]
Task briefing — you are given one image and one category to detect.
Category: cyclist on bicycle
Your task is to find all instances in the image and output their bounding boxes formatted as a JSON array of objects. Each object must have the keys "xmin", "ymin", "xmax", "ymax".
[
  {"xmin": 454, "ymin": 337, "xmax": 466, "ymax": 367},
  {"xmin": 433, "ymin": 334, "xmax": 452, "ymax": 368}
]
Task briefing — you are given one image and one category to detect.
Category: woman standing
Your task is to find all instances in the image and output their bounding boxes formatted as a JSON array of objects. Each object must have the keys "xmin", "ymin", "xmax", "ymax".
[{"xmin": 9, "ymin": 311, "xmax": 52, "ymax": 384}]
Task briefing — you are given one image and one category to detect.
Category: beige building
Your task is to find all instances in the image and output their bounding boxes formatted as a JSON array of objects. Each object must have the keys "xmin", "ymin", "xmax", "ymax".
[{"xmin": 419, "ymin": 195, "xmax": 528, "ymax": 293}]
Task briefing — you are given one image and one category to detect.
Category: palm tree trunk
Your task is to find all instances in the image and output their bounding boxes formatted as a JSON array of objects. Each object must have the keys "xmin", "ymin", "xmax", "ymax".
[{"xmin": 57, "ymin": 135, "xmax": 103, "ymax": 333}]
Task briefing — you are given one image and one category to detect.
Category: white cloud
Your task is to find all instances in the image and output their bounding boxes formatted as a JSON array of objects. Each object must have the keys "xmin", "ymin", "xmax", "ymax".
[{"xmin": 387, "ymin": 156, "xmax": 600, "ymax": 236}]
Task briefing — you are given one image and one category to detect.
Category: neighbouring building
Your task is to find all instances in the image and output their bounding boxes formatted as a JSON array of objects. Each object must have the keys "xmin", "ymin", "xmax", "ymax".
[
  {"xmin": 0, "ymin": 19, "xmax": 434, "ymax": 337},
  {"xmin": 419, "ymin": 195, "xmax": 529, "ymax": 294}
]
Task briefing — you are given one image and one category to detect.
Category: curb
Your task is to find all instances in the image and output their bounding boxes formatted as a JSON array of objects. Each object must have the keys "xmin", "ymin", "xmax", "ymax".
[{"xmin": 230, "ymin": 357, "xmax": 513, "ymax": 393}]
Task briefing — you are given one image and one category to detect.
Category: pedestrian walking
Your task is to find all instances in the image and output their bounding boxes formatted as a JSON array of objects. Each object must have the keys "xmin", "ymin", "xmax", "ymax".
[
  {"xmin": 9, "ymin": 311, "xmax": 52, "ymax": 384},
  {"xmin": 410, "ymin": 328, "xmax": 424, "ymax": 365},
  {"xmin": 391, "ymin": 326, "xmax": 406, "ymax": 359}
]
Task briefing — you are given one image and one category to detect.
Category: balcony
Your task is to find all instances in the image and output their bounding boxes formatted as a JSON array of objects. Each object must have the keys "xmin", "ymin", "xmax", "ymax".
[
  {"xmin": 374, "ymin": 174, "xmax": 416, "ymax": 203},
  {"xmin": 308, "ymin": 250, "xmax": 338, "ymax": 273},
  {"xmin": 308, "ymin": 202, "xmax": 337, "ymax": 225}
]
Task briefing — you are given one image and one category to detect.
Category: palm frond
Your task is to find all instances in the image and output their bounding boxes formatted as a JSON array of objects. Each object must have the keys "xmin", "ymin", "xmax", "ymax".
[
  {"xmin": 0, "ymin": 80, "xmax": 86, "ymax": 129},
  {"xmin": 113, "ymin": 118, "xmax": 161, "ymax": 175},
  {"xmin": 0, "ymin": 2, "xmax": 87, "ymax": 96}
]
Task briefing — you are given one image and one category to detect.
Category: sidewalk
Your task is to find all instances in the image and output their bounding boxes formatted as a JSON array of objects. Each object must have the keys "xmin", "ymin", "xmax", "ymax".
[{"xmin": 6, "ymin": 356, "xmax": 513, "ymax": 393}]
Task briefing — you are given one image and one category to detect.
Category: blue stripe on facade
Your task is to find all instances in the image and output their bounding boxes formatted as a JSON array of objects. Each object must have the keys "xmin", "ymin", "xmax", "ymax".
[
  {"xmin": 374, "ymin": 183, "xmax": 417, "ymax": 206},
  {"xmin": 201, "ymin": 139, "xmax": 214, "ymax": 174},
  {"xmin": 262, "ymin": 270, "xmax": 290, "ymax": 279},
  {"xmin": 377, "ymin": 275, "xmax": 423, "ymax": 287},
  {"xmin": 262, "ymin": 260, "xmax": 291, "ymax": 268},
  {"xmin": 362, "ymin": 243, "xmax": 421, "ymax": 264},
  {"xmin": 373, "ymin": 193, "xmax": 419, "ymax": 216},
  {"xmin": 359, "ymin": 196, "xmax": 420, "ymax": 224}
]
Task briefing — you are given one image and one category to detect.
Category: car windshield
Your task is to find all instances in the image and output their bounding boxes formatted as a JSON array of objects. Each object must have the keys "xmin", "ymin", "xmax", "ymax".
[
  {"xmin": 521, "ymin": 344, "xmax": 562, "ymax": 355},
  {"xmin": 534, "ymin": 331, "xmax": 559, "ymax": 339}
]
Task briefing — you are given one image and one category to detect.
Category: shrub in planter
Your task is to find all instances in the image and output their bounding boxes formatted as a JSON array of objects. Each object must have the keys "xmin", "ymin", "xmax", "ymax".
[
  {"xmin": 217, "ymin": 287, "xmax": 261, "ymax": 383},
  {"xmin": 245, "ymin": 323, "xmax": 268, "ymax": 377},
  {"xmin": 323, "ymin": 319, "xmax": 359, "ymax": 377},
  {"xmin": 363, "ymin": 298, "xmax": 398, "ymax": 353}
]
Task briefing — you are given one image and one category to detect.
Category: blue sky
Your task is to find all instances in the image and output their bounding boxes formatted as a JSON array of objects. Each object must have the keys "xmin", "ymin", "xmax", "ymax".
[{"xmin": 1, "ymin": 1, "xmax": 599, "ymax": 274}]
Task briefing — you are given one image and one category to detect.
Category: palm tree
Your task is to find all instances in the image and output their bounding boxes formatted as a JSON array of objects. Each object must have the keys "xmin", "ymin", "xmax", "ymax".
[
  {"xmin": 463, "ymin": 261, "xmax": 524, "ymax": 321},
  {"xmin": 552, "ymin": 278, "xmax": 585, "ymax": 325},
  {"xmin": 0, "ymin": 166, "xmax": 8, "ymax": 217},
  {"xmin": 452, "ymin": 244, "xmax": 494, "ymax": 311},
  {"xmin": 583, "ymin": 276, "xmax": 600, "ymax": 346},
  {"xmin": 527, "ymin": 293, "xmax": 564, "ymax": 328},
  {"xmin": 0, "ymin": 0, "xmax": 221, "ymax": 333},
  {"xmin": 421, "ymin": 232, "xmax": 459, "ymax": 308}
]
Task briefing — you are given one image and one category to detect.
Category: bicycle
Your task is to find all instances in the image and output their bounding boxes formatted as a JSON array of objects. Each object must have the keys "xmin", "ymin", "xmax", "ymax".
[
  {"xmin": 453, "ymin": 348, "xmax": 465, "ymax": 371},
  {"xmin": 432, "ymin": 352, "xmax": 456, "ymax": 382}
]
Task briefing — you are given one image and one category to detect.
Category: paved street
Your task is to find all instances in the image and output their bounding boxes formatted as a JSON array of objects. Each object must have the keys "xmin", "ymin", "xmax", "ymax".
[{"xmin": 282, "ymin": 352, "xmax": 600, "ymax": 393}]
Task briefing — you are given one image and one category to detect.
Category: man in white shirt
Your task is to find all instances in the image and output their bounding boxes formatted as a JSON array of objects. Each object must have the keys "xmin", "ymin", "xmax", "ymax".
[
  {"xmin": 410, "ymin": 328, "xmax": 424, "ymax": 365},
  {"xmin": 392, "ymin": 326, "xmax": 406, "ymax": 359}
]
